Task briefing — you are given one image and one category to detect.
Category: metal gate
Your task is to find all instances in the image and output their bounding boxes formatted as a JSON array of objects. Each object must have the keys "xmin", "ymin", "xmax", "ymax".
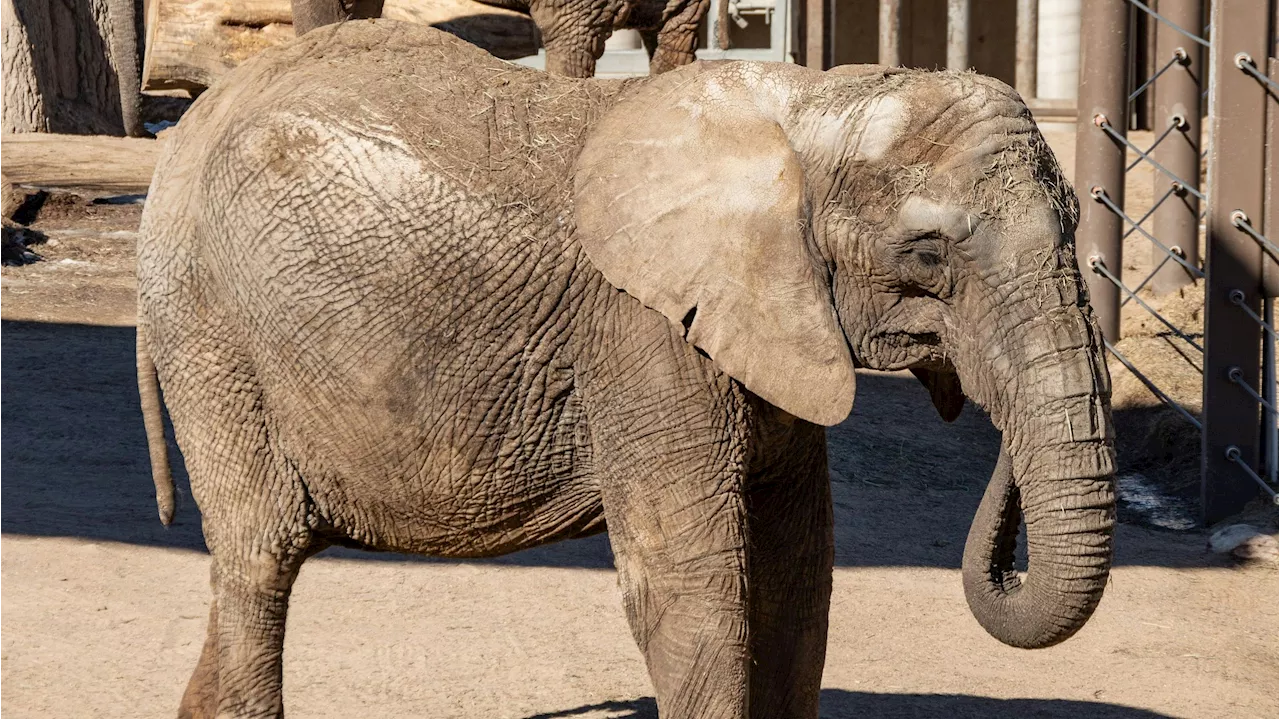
[{"xmin": 1074, "ymin": 0, "xmax": 1278, "ymax": 524}]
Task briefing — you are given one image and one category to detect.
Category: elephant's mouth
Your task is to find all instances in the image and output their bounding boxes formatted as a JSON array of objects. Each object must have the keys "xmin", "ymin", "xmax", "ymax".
[{"xmin": 859, "ymin": 330, "xmax": 945, "ymax": 371}]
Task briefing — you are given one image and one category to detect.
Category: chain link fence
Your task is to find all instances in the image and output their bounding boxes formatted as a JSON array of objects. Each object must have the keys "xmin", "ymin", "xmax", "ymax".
[{"xmin": 1075, "ymin": 0, "xmax": 1278, "ymax": 525}]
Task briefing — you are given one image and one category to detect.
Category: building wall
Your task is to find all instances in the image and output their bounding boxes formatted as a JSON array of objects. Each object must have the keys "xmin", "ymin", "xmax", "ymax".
[{"xmin": 831, "ymin": 0, "xmax": 1019, "ymax": 88}]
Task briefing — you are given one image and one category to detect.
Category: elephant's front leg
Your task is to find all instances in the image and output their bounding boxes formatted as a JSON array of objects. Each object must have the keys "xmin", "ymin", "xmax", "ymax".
[
  {"xmin": 597, "ymin": 423, "xmax": 752, "ymax": 716},
  {"xmin": 744, "ymin": 422, "xmax": 833, "ymax": 718},
  {"xmin": 291, "ymin": 0, "xmax": 347, "ymax": 35},
  {"xmin": 644, "ymin": 0, "xmax": 708, "ymax": 73},
  {"xmin": 529, "ymin": 0, "xmax": 613, "ymax": 77},
  {"xmin": 291, "ymin": 0, "xmax": 384, "ymax": 35}
]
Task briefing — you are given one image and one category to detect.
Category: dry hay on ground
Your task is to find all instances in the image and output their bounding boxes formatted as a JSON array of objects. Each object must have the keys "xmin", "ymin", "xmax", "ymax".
[
  {"xmin": 1109, "ymin": 282, "xmax": 1206, "ymax": 505},
  {"xmin": 1111, "ymin": 280, "xmax": 1277, "ymax": 531}
]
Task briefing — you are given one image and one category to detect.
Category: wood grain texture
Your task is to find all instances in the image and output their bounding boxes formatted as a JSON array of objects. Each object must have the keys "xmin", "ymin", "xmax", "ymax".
[
  {"xmin": 3, "ymin": 0, "xmax": 139, "ymax": 135},
  {"xmin": 1, "ymin": 133, "xmax": 161, "ymax": 194},
  {"xmin": 142, "ymin": 0, "xmax": 539, "ymax": 92}
]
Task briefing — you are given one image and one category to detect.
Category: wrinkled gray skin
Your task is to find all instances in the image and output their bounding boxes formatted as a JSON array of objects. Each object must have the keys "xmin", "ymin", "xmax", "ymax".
[
  {"xmin": 290, "ymin": 0, "xmax": 710, "ymax": 77},
  {"xmin": 137, "ymin": 21, "xmax": 1116, "ymax": 719}
]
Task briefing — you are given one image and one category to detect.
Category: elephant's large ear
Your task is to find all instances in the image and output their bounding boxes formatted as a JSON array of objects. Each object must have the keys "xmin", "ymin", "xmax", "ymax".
[{"xmin": 574, "ymin": 66, "xmax": 855, "ymax": 426}]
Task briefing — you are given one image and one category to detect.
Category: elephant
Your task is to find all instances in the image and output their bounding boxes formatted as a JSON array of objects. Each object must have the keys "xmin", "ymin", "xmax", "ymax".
[
  {"xmin": 289, "ymin": 0, "xmax": 717, "ymax": 77},
  {"xmin": 136, "ymin": 20, "xmax": 1117, "ymax": 719}
]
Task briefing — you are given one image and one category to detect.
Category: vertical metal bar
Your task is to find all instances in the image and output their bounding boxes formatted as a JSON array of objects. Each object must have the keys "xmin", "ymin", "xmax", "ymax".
[
  {"xmin": 707, "ymin": 0, "xmax": 720, "ymax": 51},
  {"xmin": 1264, "ymin": 55, "xmax": 1278, "ymax": 299},
  {"xmin": 947, "ymin": 0, "xmax": 970, "ymax": 70},
  {"xmin": 1140, "ymin": 4, "xmax": 1158, "ymax": 130},
  {"xmin": 805, "ymin": 0, "xmax": 827, "ymax": 69},
  {"xmin": 1265, "ymin": 298, "xmax": 1278, "ymax": 485},
  {"xmin": 1262, "ymin": 57, "xmax": 1278, "ymax": 486},
  {"xmin": 1201, "ymin": 0, "xmax": 1271, "ymax": 525},
  {"xmin": 1016, "ymin": 0, "xmax": 1039, "ymax": 100},
  {"xmin": 879, "ymin": 0, "xmax": 901, "ymax": 66},
  {"xmin": 1151, "ymin": 0, "xmax": 1205, "ymax": 295},
  {"xmin": 826, "ymin": 0, "xmax": 836, "ymax": 69},
  {"xmin": 1074, "ymin": 0, "xmax": 1130, "ymax": 342}
]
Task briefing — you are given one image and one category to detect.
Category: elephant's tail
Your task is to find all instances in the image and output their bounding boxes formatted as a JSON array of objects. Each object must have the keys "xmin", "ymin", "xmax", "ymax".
[{"xmin": 137, "ymin": 322, "xmax": 175, "ymax": 526}]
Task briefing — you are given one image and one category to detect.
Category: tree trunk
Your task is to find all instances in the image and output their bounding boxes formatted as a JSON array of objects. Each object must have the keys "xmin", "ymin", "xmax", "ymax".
[{"xmin": 2, "ymin": 0, "xmax": 143, "ymax": 136}]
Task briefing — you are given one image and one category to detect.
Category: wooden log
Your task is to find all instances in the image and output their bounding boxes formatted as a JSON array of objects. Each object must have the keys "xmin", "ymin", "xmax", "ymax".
[
  {"xmin": 142, "ymin": 0, "xmax": 295, "ymax": 92},
  {"xmin": 1, "ymin": 172, "xmax": 23, "ymax": 219},
  {"xmin": 1, "ymin": 133, "xmax": 161, "ymax": 195},
  {"xmin": 142, "ymin": 0, "xmax": 539, "ymax": 93},
  {"xmin": 383, "ymin": 0, "xmax": 539, "ymax": 60}
]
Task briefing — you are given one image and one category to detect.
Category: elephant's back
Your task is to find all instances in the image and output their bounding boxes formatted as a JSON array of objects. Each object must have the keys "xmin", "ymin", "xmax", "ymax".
[{"xmin": 185, "ymin": 20, "xmax": 629, "ymax": 203}]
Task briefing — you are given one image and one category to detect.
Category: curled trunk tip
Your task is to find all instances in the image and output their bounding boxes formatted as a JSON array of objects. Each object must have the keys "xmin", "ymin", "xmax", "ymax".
[{"xmin": 961, "ymin": 442, "xmax": 1115, "ymax": 649}]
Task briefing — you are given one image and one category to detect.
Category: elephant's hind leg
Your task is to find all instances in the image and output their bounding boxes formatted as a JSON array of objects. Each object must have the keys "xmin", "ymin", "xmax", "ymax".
[
  {"xmin": 161, "ymin": 334, "xmax": 317, "ymax": 718},
  {"xmin": 206, "ymin": 530, "xmax": 311, "ymax": 718}
]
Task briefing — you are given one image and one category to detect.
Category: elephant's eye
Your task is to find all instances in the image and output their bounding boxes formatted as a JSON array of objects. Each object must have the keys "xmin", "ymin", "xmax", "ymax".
[
  {"xmin": 899, "ymin": 232, "xmax": 948, "ymax": 264},
  {"xmin": 894, "ymin": 232, "xmax": 951, "ymax": 295},
  {"xmin": 905, "ymin": 245, "xmax": 944, "ymax": 266}
]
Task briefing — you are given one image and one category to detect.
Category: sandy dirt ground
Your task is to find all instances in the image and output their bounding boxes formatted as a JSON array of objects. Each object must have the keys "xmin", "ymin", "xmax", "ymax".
[{"xmin": 2, "ymin": 127, "xmax": 1277, "ymax": 719}]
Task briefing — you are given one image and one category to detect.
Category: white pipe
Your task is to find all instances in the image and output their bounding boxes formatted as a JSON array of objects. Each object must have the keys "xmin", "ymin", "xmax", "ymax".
[
  {"xmin": 947, "ymin": 0, "xmax": 970, "ymax": 70},
  {"xmin": 1036, "ymin": 0, "xmax": 1081, "ymax": 100},
  {"xmin": 605, "ymin": 29, "xmax": 643, "ymax": 50}
]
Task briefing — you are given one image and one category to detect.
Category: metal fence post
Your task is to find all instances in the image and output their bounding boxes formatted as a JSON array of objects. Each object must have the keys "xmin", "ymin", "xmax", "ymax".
[
  {"xmin": 1016, "ymin": 0, "xmax": 1039, "ymax": 100},
  {"xmin": 878, "ymin": 0, "xmax": 901, "ymax": 67},
  {"xmin": 947, "ymin": 0, "xmax": 970, "ymax": 71},
  {"xmin": 804, "ymin": 0, "xmax": 828, "ymax": 69},
  {"xmin": 1074, "ymin": 0, "xmax": 1130, "ymax": 342},
  {"xmin": 1261, "ymin": 57, "xmax": 1278, "ymax": 487},
  {"xmin": 1150, "ymin": 0, "xmax": 1205, "ymax": 295},
  {"xmin": 1201, "ymin": 0, "xmax": 1273, "ymax": 524}
]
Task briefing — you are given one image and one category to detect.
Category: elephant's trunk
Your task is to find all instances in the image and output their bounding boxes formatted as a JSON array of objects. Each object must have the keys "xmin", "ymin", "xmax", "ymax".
[{"xmin": 959, "ymin": 305, "xmax": 1116, "ymax": 649}]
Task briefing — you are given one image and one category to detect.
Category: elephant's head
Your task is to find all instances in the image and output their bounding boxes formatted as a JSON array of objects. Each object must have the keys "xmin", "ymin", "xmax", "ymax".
[{"xmin": 573, "ymin": 61, "xmax": 1115, "ymax": 649}]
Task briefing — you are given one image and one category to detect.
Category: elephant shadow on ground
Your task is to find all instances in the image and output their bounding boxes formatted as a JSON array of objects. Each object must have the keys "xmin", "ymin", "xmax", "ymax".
[
  {"xmin": 1, "ymin": 319, "xmax": 1221, "ymax": 569},
  {"xmin": 523, "ymin": 693, "xmax": 1177, "ymax": 719}
]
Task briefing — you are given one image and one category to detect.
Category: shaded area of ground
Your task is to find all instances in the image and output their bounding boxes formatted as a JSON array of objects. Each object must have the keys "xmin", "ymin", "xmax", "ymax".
[
  {"xmin": 0, "ymin": 318, "xmax": 1239, "ymax": 569},
  {"xmin": 525, "ymin": 693, "xmax": 1180, "ymax": 719}
]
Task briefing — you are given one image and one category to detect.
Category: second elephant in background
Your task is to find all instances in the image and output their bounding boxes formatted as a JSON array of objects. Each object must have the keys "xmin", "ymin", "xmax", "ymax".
[{"xmin": 291, "ymin": 0, "xmax": 716, "ymax": 77}]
